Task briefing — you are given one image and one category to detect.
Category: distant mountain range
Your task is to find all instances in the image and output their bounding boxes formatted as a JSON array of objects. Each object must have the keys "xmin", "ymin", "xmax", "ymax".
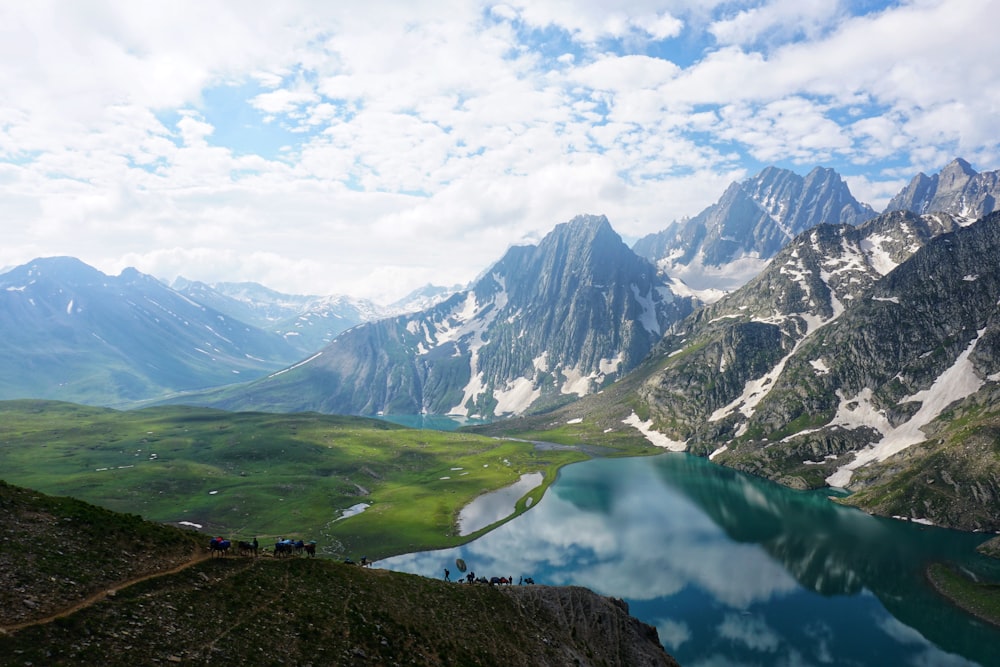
[
  {"xmin": 3, "ymin": 158, "xmax": 999, "ymax": 430},
  {"xmin": 0, "ymin": 257, "xmax": 302, "ymax": 405},
  {"xmin": 632, "ymin": 165, "xmax": 877, "ymax": 297},
  {"xmin": 187, "ymin": 215, "xmax": 694, "ymax": 417}
]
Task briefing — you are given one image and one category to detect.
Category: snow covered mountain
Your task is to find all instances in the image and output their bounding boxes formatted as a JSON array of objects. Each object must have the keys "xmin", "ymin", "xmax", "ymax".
[
  {"xmin": 173, "ymin": 279, "xmax": 460, "ymax": 355},
  {"xmin": 538, "ymin": 209, "xmax": 998, "ymax": 530},
  {"xmin": 885, "ymin": 157, "xmax": 1000, "ymax": 220},
  {"xmin": 195, "ymin": 215, "xmax": 694, "ymax": 418},
  {"xmin": 632, "ymin": 166, "xmax": 876, "ymax": 297}
]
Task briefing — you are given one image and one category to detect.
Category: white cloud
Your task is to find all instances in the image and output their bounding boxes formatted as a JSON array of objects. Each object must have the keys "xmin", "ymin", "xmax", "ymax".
[
  {"xmin": 709, "ymin": 0, "xmax": 843, "ymax": 46},
  {"xmin": 0, "ymin": 1, "xmax": 997, "ymax": 301}
]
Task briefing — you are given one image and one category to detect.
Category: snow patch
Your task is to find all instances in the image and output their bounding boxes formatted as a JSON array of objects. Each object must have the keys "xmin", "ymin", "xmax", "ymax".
[
  {"xmin": 492, "ymin": 376, "xmax": 540, "ymax": 415},
  {"xmin": 827, "ymin": 330, "xmax": 988, "ymax": 487},
  {"xmin": 631, "ymin": 283, "xmax": 661, "ymax": 335},
  {"xmin": 622, "ymin": 412, "xmax": 687, "ymax": 451},
  {"xmin": 860, "ymin": 234, "xmax": 900, "ymax": 275},
  {"xmin": 268, "ymin": 351, "xmax": 324, "ymax": 378},
  {"xmin": 810, "ymin": 359, "xmax": 830, "ymax": 374}
]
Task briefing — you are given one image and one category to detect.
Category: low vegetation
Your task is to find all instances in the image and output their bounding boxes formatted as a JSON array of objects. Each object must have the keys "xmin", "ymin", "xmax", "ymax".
[
  {"xmin": 0, "ymin": 480, "xmax": 677, "ymax": 666},
  {"xmin": 0, "ymin": 400, "xmax": 611, "ymax": 560},
  {"xmin": 926, "ymin": 563, "xmax": 1000, "ymax": 629}
]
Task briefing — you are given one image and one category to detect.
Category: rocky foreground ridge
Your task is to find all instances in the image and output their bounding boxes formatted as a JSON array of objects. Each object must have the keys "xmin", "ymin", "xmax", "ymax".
[{"xmin": 0, "ymin": 480, "xmax": 676, "ymax": 666}]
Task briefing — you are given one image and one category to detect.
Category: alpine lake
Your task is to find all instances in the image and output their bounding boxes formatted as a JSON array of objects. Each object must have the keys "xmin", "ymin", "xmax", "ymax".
[{"xmin": 378, "ymin": 447, "xmax": 1000, "ymax": 666}]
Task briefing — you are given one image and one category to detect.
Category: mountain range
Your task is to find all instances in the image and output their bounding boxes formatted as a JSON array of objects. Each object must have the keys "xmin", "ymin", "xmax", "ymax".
[
  {"xmin": 3, "ymin": 158, "xmax": 1000, "ymax": 530},
  {"xmin": 632, "ymin": 165, "xmax": 877, "ymax": 296},
  {"xmin": 189, "ymin": 214, "xmax": 693, "ymax": 417},
  {"xmin": 0, "ymin": 257, "xmax": 301, "ymax": 405}
]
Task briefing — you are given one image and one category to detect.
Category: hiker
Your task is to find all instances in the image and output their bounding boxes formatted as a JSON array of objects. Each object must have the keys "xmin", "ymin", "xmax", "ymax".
[{"xmin": 444, "ymin": 568, "xmax": 450, "ymax": 581}]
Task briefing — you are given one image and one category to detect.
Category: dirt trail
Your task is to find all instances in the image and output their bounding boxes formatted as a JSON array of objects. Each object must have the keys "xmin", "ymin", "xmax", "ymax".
[{"xmin": 1, "ymin": 549, "xmax": 213, "ymax": 635}]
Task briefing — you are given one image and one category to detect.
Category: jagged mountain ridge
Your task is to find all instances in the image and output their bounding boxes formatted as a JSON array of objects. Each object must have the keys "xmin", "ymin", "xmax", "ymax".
[
  {"xmin": 616, "ymin": 210, "xmax": 1000, "ymax": 527},
  {"xmin": 196, "ymin": 215, "xmax": 694, "ymax": 418},
  {"xmin": 885, "ymin": 157, "xmax": 1000, "ymax": 220},
  {"xmin": 0, "ymin": 257, "xmax": 302, "ymax": 405},
  {"xmin": 632, "ymin": 165, "xmax": 877, "ymax": 294}
]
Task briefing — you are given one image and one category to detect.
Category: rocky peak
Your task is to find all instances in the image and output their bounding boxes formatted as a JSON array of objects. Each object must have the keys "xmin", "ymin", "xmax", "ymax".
[
  {"xmin": 632, "ymin": 165, "xmax": 875, "ymax": 294},
  {"xmin": 884, "ymin": 157, "xmax": 999, "ymax": 220}
]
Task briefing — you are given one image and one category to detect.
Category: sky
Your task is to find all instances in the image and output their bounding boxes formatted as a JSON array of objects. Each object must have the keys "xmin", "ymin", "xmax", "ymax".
[{"xmin": 2, "ymin": 1, "xmax": 999, "ymax": 304}]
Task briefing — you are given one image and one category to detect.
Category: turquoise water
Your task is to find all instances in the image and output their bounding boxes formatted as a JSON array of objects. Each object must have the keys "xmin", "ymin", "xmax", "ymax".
[
  {"xmin": 375, "ymin": 414, "xmax": 490, "ymax": 431},
  {"xmin": 380, "ymin": 453, "xmax": 1000, "ymax": 666}
]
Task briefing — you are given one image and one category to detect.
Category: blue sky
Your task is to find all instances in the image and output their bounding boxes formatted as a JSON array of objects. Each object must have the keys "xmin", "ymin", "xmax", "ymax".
[{"xmin": 1, "ymin": 0, "xmax": 998, "ymax": 302}]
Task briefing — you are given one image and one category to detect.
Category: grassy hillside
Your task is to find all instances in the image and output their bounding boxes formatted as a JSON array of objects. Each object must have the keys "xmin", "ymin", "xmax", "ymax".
[
  {"xmin": 0, "ymin": 480, "xmax": 677, "ymax": 667},
  {"xmin": 0, "ymin": 479, "xmax": 205, "ymax": 628},
  {"xmin": 0, "ymin": 401, "xmax": 627, "ymax": 560}
]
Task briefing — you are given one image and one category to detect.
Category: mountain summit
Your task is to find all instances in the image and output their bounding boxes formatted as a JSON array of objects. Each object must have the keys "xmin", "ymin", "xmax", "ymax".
[
  {"xmin": 202, "ymin": 215, "xmax": 693, "ymax": 418},
  {"xmin": 632, "ymin": 166, "xmax": 876, "ymax": 295},
  {"xmin": 884, "ymin": 157, "xmax": 1000, "ymax": 219}
]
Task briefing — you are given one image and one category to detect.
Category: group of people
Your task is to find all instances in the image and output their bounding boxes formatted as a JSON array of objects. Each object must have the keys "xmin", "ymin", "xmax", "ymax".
[{"xmin": 444, "ymin": 568, "xmax": 535, "ymax": 586}]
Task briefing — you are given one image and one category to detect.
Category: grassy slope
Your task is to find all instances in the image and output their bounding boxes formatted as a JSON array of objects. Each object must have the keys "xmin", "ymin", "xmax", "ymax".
[
  {"xmin": 0, "ymin": 480, "xmax": 676, "ymax": 667},
  {"xmin": 0, "ymin": 479, "xmax": 205, "ymax": 627},
  {"xmin": 0, "ymin": 400, "xmax": 607, "ymax": 560}
]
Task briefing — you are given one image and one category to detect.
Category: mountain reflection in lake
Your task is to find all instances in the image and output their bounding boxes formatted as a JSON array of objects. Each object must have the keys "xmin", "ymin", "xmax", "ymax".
[{"xmin": 380, "ymin": 453, "xmax": 1000, "ymax": 666}]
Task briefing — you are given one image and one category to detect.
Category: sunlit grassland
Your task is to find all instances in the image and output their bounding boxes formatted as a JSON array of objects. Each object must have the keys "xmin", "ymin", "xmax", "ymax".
[{"xmin": 0, "ymin": 400, "xmax": 590, "ymax": 560}]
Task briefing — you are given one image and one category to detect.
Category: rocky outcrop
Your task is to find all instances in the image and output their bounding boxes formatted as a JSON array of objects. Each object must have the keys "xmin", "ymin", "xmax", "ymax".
[
  {"xmin": 633, "ymin": 165, "xmax": 876, "ymax": 292},
  {"xmin": 885, "ymin": 158, "xmax": 1000, "ymax": 220},
  {"xmin": 502, "ymin": 586, "xmax": 679, "ymax": 667}
]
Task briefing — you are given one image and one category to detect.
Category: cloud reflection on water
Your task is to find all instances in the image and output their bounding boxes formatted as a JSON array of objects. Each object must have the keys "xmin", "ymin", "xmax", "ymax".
[{"xmin": 380, "ymin": 453, "xmax": 999, "ymax": 666}]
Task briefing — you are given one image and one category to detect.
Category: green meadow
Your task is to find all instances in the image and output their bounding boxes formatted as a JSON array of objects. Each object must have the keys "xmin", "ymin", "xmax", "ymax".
[{"xmin": 0, "ymin": 400, "xmax": 614, "ymax": 560}]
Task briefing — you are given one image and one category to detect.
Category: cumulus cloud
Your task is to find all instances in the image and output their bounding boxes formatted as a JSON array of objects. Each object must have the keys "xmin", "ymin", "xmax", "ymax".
[{"xmin": 0, "ymin": 1, "xmax": 997, "ymax": 300}]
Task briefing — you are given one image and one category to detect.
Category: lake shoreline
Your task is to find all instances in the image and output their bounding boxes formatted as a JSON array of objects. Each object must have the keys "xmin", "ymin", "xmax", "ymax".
[{"xmin": 925, "ymin": 562, "xmax": 1000, "ymax": 629}]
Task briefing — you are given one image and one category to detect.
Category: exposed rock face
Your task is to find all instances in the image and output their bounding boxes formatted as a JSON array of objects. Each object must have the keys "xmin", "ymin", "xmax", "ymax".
[
  {"xmin": 503, "ymin": 586, "xmax": 679, "ymax": 667},
  {"xmin": 206, "ymin": 215, "xmax": 693, "ymax": 418},
  {"xmin": 619, "ymin": 210, "xmax": 1000, "ymax": 528},
  {"xmin": 633, "ymin": 166, "xmax": 876, "ymax": 293},
  {"xmin": 885, "ymin": 157, "xmax": 1000, "ymax": 220}
]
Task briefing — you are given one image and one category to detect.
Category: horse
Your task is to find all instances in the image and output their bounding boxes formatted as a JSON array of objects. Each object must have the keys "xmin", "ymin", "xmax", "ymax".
[
  {"xmin": 303, "ymin": 541, "xmax": 316, "ymax": 557},
  {"xmin": 237, "ymin": 540, "xmax": 258, "ymax": 557},
  {"xmin": 519, "ymin": 576, "xmax": 535, "ymax": 585},
  {"xmin": 208, "ymin": 537, "xmax": 231, "ymax": 558},
  {"xmin": 274, "ymin": 540, "xmax": 295, "ymax": 557}
]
